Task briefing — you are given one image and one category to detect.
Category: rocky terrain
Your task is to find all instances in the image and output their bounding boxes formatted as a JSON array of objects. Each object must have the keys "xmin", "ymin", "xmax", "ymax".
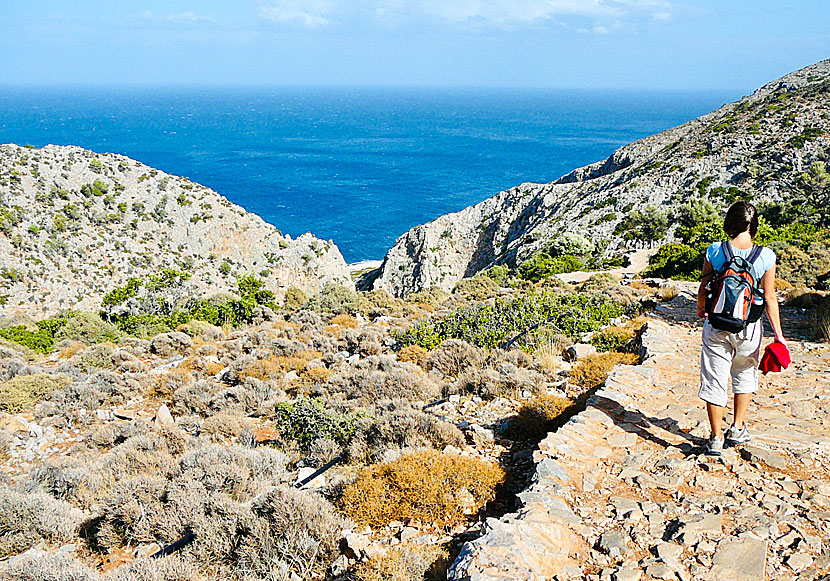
[
  {"xmin": 0, "ymin": 144, "xmax": 352, "ymax": 316},
  {"xmin": 371, "ymin": 59, "xmax": 830, "ymax": 296},
  {"xmin": 451, "ymin": 289, "xmax": 830, "ymax": 580}
]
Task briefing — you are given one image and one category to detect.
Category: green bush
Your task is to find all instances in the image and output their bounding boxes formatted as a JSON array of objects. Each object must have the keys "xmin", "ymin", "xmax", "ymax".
[
  {"xmin": 613, "ymin": 205, "xmax": 669, "ymax": 242},
  {"xmin": 0, "ymin": 318, "xmax": 65, "ymax": 353},
  {"xmin": 518, "ymin": 253, "xmax": 583, "ymax": 282},
  {"xmin": 101, "ymin": 272, "xmax": 275, "ymax": 335},
  {"xmin": 275, "ymin": 397, "xmax": 364, "ymax": 451},
  {"xmin": 481, "ymin": 264, "xmax": 510, "ymax": 285},
  {"xmin": 54, "ymin": 311, "xmax": 122, "ymax": 344},
  {"xmin": 643, "ymin": 243, "xmax": 702, "ymax": 280},
  {"xmin": 304, "ymin": 283, "xmax": 367, "ymax": 314},
  {"xmin": 672, "ymin": 197, "xmax": 723, "ymax": 249},
  {"xmin": 395, "ymin": 292, "xmax": 624, "ymax": 350},
  {"xmin": 282, "ymin": 287, "xmax": 307, "ymax": 311}
]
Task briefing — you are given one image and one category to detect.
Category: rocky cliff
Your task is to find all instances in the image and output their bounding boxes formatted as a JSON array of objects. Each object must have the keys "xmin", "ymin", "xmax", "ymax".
[
  {"xmin": 0, "ymin": 145, "xmax": 352, "ymax": 315},
  {"xmin": 372, "ymin": 59, "xmax": 830, "ymax": 296}
]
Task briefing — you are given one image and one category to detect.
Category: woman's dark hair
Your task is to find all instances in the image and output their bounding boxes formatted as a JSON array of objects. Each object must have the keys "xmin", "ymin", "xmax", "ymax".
[{"xmin": 723, "ymin": 200, "xmax": 759, "ymax": 238}]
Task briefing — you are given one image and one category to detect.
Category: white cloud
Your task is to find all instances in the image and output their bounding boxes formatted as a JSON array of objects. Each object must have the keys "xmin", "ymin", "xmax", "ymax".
[
  {"xmin": 257, "ymin": 0, "xmax": 675, "ymax": 30},
  {"xmin": 259, "ymin": 1, "xmax": 335, "ymax": 27},
  {"xmin": 139, "ymin": 11, "xmax": 217, "ymax": 24}
]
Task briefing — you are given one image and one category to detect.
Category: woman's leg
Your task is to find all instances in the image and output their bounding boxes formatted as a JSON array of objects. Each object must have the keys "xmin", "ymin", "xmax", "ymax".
[
  {"xmin": 733, "ymin": 393, "xmax": 752, "ymax": 429},
  {"xmin": 707, "ymin": 402, "xmax": 725, "ymax": 438}
]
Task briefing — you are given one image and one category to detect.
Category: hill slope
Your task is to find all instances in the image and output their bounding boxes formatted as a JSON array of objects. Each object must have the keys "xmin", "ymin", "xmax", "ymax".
[
  {"xmin": 0, "ymin": 145, "xmax": 352, "ymax": 315},
  {"xmin": 371, "ymin": 59, "xmax": 830, "ymax": 296}
]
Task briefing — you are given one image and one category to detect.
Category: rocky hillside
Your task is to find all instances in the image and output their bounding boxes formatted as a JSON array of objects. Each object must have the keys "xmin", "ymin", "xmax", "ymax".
[
  {"xmin": 372, "ymin": 59, "xmax": 830, "ymax": 296},
  {"xmin": 0, "ymin": 145, "xmax": 352, "ymax": 316}
]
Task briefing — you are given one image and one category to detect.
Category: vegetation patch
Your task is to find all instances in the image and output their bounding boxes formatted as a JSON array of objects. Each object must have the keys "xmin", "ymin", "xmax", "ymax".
[
  {"xmin": 0, "ymin": 373, "xmax": 72, "ymax": 413},
  {"xmin": 355, "ymin": 542, "xmax": 449, "ymax": 581},
  {"xmin": 340, "ymin": 449, "xmax": 505, "ymax": 528},
  {"xmin": 507, "ymin": 394, "xmax": 573, "ymax": 441},
  {"xmin": 570, "ymin": 352, "xmax": 640, "ymax": 390},
  {"xmin": 395, "ymin": 292, "xmax": 625, "ymax": 351}
]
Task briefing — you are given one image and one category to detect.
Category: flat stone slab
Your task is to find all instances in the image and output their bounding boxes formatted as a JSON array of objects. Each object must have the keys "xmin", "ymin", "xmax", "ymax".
[
  {"xmin": 739, "ymin": 446, "xmax": 786, "ymax": 470},
  {"xmin": 709, "ymin": 537, "xmax": 767, "ymax": 580}
]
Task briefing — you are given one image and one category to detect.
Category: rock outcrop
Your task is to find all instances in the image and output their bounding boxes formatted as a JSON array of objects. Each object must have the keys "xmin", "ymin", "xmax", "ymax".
[
  {"xmin": 372, "ymin": 59, "xmax": 830, "ymax": 296},
  {"xmin": 0, "ymin": 144, "xmax": 352, "ymax": 316}
]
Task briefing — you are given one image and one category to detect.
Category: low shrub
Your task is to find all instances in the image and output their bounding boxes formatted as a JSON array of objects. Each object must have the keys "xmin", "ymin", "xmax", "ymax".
[
  {"xmin": 579, "ymin": 272, "xmax": 619, "ymax": 293},
  {"xmin": 339, "ymin": 449, "xmax": 504, "ymax": 528},
  {"xmin": 452, "ymin": 276, "xmax": 499, "ymax": 302},
  {"xmin": 0, "ymin": 487, "xmax": 85, "ymax": 558},
  {"xmin": 304, "ymin": 283, "xmax": 367, "ymax": 315},
  {"xmin": 355, "ymin": 543, "xmax": 449, "ymax": 581},
  {"xmin": 282, "ymin": 286, "xmax": 307, "ymax": 311},
  {"xmin": 533, "ymin": 340, "xmax": 564, "ymax": 373},
  {"xmin": 274, "ymin": 397, "xmax": 363, "ymax": 451},
  {"xmin": 404, "ymin": 288, "xmax": 450, "ymax": 309},
  {"xmin": 54, "ymin": 311, "xmax": 122, "ymax": 344},
  {"xmin": 591, "ymin": 317, "xmax": 647, "ymax": 353},
  {"xmin": 518, "ymin": 253, "xmax": 583, "ymax": 282},
  {"xmin": 0, "ymin": 373, "xmax": 72, "ymax": 413},
  {"xmin": 0, "ymin": 317, "xmax": 65, "ymax": 354},
  {"xmin": 323, "ymin": 356, "xmax": 441, "ymax": 405},
  {"xmin": 425, "ymin": 339, "xmax": 483, "ymax": 377},
  {"xmin": 1, "ymin": 553, "xmax": 100, "ymax": 581},
  {"xmin": 643, "ymin": 243, "xmax": 702, "ymax": 280},
  {"xmin": 200, "ymin": 410, "xmax": 253, "ymax": 441},
  {"xmin": 347, "ymin": 406, "xmax": 464, "ymax": 464},
  {"xmin": 507, "ymin": 395, "xmax": 573, "ymax": 441},
  {"xmin": 396, "ymin": 344, "xmax": 429, "ymax": 367},
  {"xmin": 395, "ymin": 292, "xmax": 624, "ymax": 351},
  {"xmin": 569, "ymin": 352, "xmax": 640, "ymax": 389}
]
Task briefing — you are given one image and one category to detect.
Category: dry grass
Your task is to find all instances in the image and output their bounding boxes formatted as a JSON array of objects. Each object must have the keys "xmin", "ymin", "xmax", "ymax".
[
  {"xmin": 426, "ymin": 340, "xmax": 483, "ymax": 378},
  {"xmin": 629, "ymin": 279, "xmax": 653, "ymax": 291},
  {"xmin": 330, "ymin": 314, "xmax": 359, "ymax": 328},
  {"xmin": 340, "ymin": 449, "xmax": 504, "ymax": 528},
  {"xmin": 0, "ymin": 373, "xmax": 72, "ymax": 413},
  {"xmin": 507, "ymin": 394, "xmax": 572, "ymax": 441},
  {"xmin": 178, "ymin": 356, "xmax": 223, "ymax": 377},
  {"xmin": 397, "ymin": 344, "xmax": 429, "ymax": 367},
  {"xmin": 656, "ymin": 285, "xmax": 680, "ymax": 301},
  {"xmin": 570, "ymin": 352, "xmax": 640, "ymax": 389},
  {"xmin": 200, "ymin": 410, "xmax": 253, "ymax": 441},
  {"xmin": 354, "ymin": 543, "xmax": 449, "ymax": 581},
  {"xmin": 534, "ymin": 340, "xmax": 563, "ymax": 373}
]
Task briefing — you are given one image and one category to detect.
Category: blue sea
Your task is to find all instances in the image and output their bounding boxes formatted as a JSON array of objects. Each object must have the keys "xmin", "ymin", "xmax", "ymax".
[{"xmin": 0, "ymin": 87, "xmax": 737, "ymax": 262}]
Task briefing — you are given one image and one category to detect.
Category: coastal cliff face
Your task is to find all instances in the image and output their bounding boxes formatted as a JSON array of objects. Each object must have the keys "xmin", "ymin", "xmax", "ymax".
[
  {"xmin": 0, "ymin": 145, "xmax": 352, "ymax": 315},
  {"xmin": 372, "ymin": 59, "xmax": 830, "ymax": 296}
]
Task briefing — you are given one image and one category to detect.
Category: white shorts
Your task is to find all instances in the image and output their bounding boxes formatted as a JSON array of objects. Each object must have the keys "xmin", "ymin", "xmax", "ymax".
[{"xmin": 699, "ymin": 320, "xmax": 763, "ymax": 407}]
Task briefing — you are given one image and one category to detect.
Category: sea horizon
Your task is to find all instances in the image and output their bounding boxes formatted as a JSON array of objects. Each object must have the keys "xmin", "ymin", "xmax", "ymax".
[{"xmin": 0, "ymin": 85, "xmax": 740, "ymax": 262}]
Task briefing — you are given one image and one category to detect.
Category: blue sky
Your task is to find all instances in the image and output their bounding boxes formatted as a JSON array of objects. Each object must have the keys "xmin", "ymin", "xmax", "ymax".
[{"xmin": 0, "ymin": 1, "xmax": 827, "ymax": 89}]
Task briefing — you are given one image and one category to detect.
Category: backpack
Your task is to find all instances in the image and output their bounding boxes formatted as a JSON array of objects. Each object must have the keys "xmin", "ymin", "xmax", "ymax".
[{"xmin": 704, "ymin": 242, "xmax": 765, "ymax": 333}]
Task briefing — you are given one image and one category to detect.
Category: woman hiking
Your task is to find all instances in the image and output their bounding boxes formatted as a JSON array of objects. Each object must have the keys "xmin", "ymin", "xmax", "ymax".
[{"xmin": 696, "ymin": 200, "xmax": 787, "ymax": 456}]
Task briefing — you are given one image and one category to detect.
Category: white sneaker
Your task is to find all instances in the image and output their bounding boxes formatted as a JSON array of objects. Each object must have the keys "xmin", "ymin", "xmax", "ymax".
[
  {"xmin": 725, "ymin": 424, "xmax": 751, "ymax": 446},
  {"xmin": 704, "ymin": 436, "xmax": 724, "ymax": 456}
]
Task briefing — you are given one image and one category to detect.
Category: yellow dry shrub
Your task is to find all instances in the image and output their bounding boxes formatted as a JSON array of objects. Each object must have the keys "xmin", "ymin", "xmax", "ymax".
[
  {"xmin": 239, "ymin": 355, "xmax": 309, "ymax": 381},
  {"xmin": 570, "ymin": 352, "xmax": 640, "ymax": 389},
  {"xmin": 294, "ymin": 366, "xmax": 333, "ymax": 388},
  {"xmin": 0, "ymin": 373, "xmax": 72, "ymax": 413},
  {"xmin": 295, "ymin": 349, "xmax": 322, "ymax": 361},
  {"xmin": 776, "ymin": 278, "xmax": 795, "ymax": 293},
  {"xmin": 58, "ymin": 341, "xmax": 86, "ymax": 360},
  {"xmin": 397, "ymin": 345, "xmax": 429, "ymax": 367},
  {"xmin": 507, "ymin": 394, "xmax": 572, "ymax": 441},
  {"xmin": 147, "ymin": 368, "xmax": 193, "ymax": 400},
  {"xmin": 331, "ymin": 314, "xmax": 359, "ymax": 328},
  {"xmin": 340, "ymin": 450, "xmax": 505, "ymax": 528},
  {"xmin": 355, "ymin": 543, "xmax": 449, "ymax": 581},
  {"xmin": 178, "ymin": 356, "xmax": 223, "ymax": 377}
]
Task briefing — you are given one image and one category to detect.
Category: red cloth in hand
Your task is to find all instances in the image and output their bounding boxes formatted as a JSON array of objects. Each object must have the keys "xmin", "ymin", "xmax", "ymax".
[{"xmin": 759, "ymin": 341, "xmax": 791, "ymax": 375}]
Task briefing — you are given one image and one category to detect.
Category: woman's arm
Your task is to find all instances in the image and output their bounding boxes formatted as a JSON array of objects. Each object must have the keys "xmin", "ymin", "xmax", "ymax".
[
  {"xmin": 762, "ymin": 263, "xmax": 786, "ymax": 343},
  {"xmin": 697, "ymin": 259, "xmax": 714, "ymax": 318}
]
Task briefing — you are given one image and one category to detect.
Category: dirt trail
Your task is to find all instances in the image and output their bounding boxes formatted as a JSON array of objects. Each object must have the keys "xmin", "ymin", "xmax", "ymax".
[{"xmin": 556, "ymin": 249, "xmax": 656, "ymax": 284}]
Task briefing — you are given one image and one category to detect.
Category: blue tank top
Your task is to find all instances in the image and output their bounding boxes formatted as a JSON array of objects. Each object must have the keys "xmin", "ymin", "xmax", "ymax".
[{"xmin": 706, "ymin": 241, "xmax": 776, "ymax": 282}]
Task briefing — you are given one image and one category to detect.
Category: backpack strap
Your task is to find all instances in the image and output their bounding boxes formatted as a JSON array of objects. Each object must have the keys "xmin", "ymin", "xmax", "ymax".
[
  {"xmin": 747, "ymin": 244, "xmax": 763, "ymax": 265},
  {"xmin": 722, "ymin": 240, "xmax": 734, "ymax": 261}
]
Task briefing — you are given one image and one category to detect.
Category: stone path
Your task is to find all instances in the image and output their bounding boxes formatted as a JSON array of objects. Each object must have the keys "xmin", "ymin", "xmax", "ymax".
[
  {"xmin": 450, "ymin": 294, "xmax": 830, "ymax": 580},
  {"xmin": 556, "ymin": 250, "xmax": 656, "ymax": 284}
]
